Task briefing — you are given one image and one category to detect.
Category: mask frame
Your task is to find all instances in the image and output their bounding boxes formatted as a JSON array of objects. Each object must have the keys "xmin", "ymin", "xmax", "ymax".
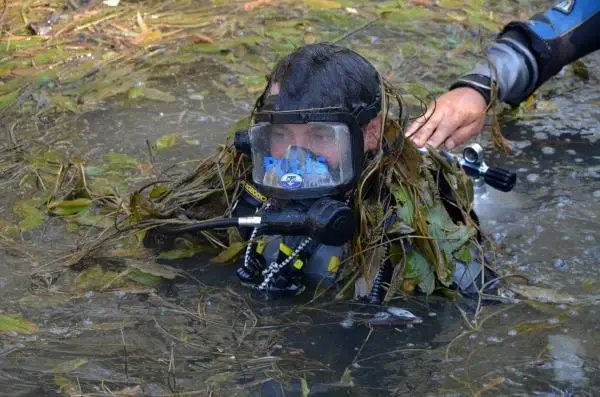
[
  {"xmin": 235, "ymin": 92, "xmax": 381, "ymax": 200},
  {"xmin": 250, "ymin": 111, "xmax": 362, "ymax": 199}
]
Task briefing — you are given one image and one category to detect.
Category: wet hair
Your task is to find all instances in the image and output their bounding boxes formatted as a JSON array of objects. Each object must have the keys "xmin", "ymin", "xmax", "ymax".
[{"xmin": 255, "ymin": 42, "xmax": 381, "ymax": 124}]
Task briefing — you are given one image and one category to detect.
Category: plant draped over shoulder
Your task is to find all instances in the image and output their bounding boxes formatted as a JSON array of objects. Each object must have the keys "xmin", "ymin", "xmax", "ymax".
[{"xmin": 125, "ymin": 82, "xmax": 481, "ymax": 301}]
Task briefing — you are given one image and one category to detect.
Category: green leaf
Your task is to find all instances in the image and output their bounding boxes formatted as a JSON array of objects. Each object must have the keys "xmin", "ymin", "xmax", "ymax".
[
  {"xmin": 437, "ymin": 0, "xmax": 464, "ymax": 9},
  {"xmin": 85, "ymin": 166, "xmax": 105, "ymax": 177},
  {"xmin": 13, "ymin": 200, "xmax": 45, "ymax": 231},
  {"xmin": 424, "ymin": 202, "xmax": 476, "ymax": 269},
  {"xmin": 74, "ymin": 266, "xmax": 124, "ymax": 291},
  {"xmin": 0, "ymin": 314, "xmax": 39, "ymax": 334},
  {"xmin": 20, "ymin": 209, "xmax": 44, "ymax": 231},
  {"xmin": 55, "ymin": 375, "xmax": 78, "ymax": 395},
  {"xmin": 48, "ymin": 198, "xmax": 92, "ymax": 216},
  {"xmin": 158, "ymin": 246, "xmax": 207, "ymax": 259},
  {"xmin": 154, "ymin": 135, "xmax": 178, "ymax": 151},
  {"xmin": 240, "ymin": 74, "xmax": 267, "ymax": 93},
  {"xmin": 149, "ymin": 185, "xmax": 168, "ymax": 199},
  {"xmin": 210, "ymin": 242, "xmax": 246, "ymax": 264},
  {"xmin": 228, "ymin": 227, "xmax": 244, "ymax": 245},
  {"xmin": 387, "ymin": 219, "xmax": 414, "ymax": 235},
  {"xmin": 382, "ymin": 8, "xmax": 431, "ymax": 24},
  {"xmin": 301, "ymin": 377, "xmax": 310, "ymax": 397},
  {"xmin": 75, "ymin": 209, "xmax": 114, "ymax": 228},
  {"xmin": 340, "ymin": 367, "xmax": 354, "ymax": 386},
  {"xmin": 228, "ymin": 116, "xmax": 252, "ymax": 140},
  {"xmin": 392, "ymin": 185, "xmax": 414, "ymax": 225},
  {"xmin": 437, "ymin": 287, "xmax": 461, "ymax": 301},
  {"xmin": 194, "ymin": 43, "xmax": 222, "ymax": 54},
  {"xmin": 206, "ymin": 371, "xmax": 236, "ymax": 387},
  {"xmin": 454, "ymin": 245, "xmax": 473, "ymax": 263},
  {"xmin": 571, "ymin": 60, "xmax": 589, "ymax": 80},
  {"xmin": 127, "ymin": 270, "xmax": 162, "ymax": 287},
  {"xmin": 465, "ymin": 8, "xmax": 502, "ymax": 31},
  {"xmin": 0, "ymin": 219, "xmax": 20, "ymax": 239},
  {"xmin": 405, "ymin": 250, "xmax": 435, "ymax": 295},
  {"xmin": 127, "ymin": 86, "xmax": 144, "ymax": 100},
  {"xmin": 104, "ymin": 152, "xmax": 138, "ymax": 170},
  {"xmin": 52, "ymin": 358, "xmax": 88, "ymax": 374},
  {"xmin": 447, "ymin": 225, "xmax": 477, "ymax": 252},
  {"xmin": 141, "ymin": 87, "xmax": 176, "ymax": 102},
  {"xmin": 128, "ymin": 260, "xmax": 181, "ymax": 280},
  {"xmin": 305, "ymin": 0, "xmax": 342, "ymax": 10},
  {"xmin": 389, "ymin": 243, "xmax": 405, "ymax": 264}
]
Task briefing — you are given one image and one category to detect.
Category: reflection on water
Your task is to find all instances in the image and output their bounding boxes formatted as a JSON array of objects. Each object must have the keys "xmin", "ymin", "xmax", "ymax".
[{"xmin": 548, "ymin": 334, "xmax": 586, "ymax": 387}]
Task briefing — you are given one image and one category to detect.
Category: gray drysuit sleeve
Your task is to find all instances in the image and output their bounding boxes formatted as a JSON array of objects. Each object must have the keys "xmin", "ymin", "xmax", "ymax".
[{"xmin": 450, "ymin": 0, "xmax": 600, "ymax": 106}]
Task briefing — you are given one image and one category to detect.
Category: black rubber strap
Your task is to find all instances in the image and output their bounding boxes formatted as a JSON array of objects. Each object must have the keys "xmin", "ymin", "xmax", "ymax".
[{"xmin": 449, "ymin": 74, "xmax": 492, "ymax": 105}]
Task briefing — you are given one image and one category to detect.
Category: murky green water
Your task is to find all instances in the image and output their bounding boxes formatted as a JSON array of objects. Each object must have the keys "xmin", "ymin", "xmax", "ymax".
[{"xmin": 2, "ymin": 1, "xmax": 599, "ymax": 396}]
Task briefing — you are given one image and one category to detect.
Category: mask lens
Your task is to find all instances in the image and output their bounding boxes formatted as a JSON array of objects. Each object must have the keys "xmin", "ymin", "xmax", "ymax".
[{"xmin": 249, "ymin": 122, "xmax": 354, "ymax": 194}]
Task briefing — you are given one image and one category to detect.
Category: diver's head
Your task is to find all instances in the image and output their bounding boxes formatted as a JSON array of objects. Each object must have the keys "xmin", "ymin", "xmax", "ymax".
[
  {"xmin": 258, "ymin": 42, "xmax": 383, "ymax": 153},
  {"xmin": 247, "ymin": 43, "xmax": 383, "ymax": 200}
]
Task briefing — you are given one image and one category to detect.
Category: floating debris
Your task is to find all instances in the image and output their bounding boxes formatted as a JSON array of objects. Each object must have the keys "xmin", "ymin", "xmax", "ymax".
[
  {"xmin": 509, "ymin": 284, "xmax": 577, "ymax": 305},
  {"xmin": 368, "ymin": 306, "xmax": 422, "ymax": 326}
]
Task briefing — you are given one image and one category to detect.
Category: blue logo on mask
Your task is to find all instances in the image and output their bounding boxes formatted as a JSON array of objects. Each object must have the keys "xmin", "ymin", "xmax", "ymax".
[
  {"xmin": 263, "ymin": 155, "xmax": 328, "ymax": 175},
  {"xmin": 279, "ymin": 173, "xmax": 303, "ymax": 189}
]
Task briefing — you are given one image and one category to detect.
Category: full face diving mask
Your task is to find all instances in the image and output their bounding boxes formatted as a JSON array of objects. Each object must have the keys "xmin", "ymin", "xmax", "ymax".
[{"xmin": 235, "ymin": 94, "xmax": 381, "ymax": 200}]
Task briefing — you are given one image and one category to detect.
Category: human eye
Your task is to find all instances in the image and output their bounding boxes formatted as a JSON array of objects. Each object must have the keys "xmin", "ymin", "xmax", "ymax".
[
  {"xmin": 271, "ymin": 127, "xmax": 290, "ymax": 142},
  {"xmin": 312, "ymin": 129, "xmax": 335, "ymax": 143}
]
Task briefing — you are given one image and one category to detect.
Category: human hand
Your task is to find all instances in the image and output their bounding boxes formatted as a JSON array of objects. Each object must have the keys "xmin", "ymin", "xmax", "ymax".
[{"xmin": 405, "ymin": 87, "xmax": 488, "ymax": 149}]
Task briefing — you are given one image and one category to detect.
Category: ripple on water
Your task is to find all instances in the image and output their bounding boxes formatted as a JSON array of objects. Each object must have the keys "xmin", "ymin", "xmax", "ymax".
[
  {"xmin": 541, "ymin": 146, "xmax": 555, "ymax": 155},
  {"xmin": 526, "ymin": 173, "xmax": 540, "ymax": 182}
]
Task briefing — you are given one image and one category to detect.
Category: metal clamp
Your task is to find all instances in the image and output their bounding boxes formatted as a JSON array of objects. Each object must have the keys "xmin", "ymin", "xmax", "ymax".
[{"xmin": 420, "ymin": 144, "xmax": 517, "ymax": 192}]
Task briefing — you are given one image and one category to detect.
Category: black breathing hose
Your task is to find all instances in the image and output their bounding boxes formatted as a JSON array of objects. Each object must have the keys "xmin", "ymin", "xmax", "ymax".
[
  {"xmin": 154, "ymin": 198, "xmax": 355, "ymax": 246},
  {"xmin": 160, "ymin": 217, "xmax": 240, "ymax": 234}
]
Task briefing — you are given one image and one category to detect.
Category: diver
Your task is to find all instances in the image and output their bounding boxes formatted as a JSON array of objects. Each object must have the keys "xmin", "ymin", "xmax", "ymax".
[
  {"xmin": 222, "ymin": 42, "xmax": 510, "ymax": 304},
  {"xmin": 406, "ymin": 0, "xmax": 600, "ymax": 149}
]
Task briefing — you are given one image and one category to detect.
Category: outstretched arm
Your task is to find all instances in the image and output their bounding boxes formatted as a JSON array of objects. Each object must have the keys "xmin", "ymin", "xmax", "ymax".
[{"xmin": 406, "ymin": 0, "xmax": 600, "ymax": 149}]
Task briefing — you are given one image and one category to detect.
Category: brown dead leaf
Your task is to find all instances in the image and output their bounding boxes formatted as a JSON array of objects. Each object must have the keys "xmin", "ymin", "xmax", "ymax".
[
  {"xmin": 244, "ymin": 0, "xmax": 274, "ymax": 11},
  {"xmin": 287, "ymin": 347, "xmax": 305, "ymax": 356},
  {"xmin": 10, "ymin": 68, "xmax": 41, "ymax": 76},
  {"xmin": 133, "ymin": 11, "xmax": 161, "ymax": 45},
  {"xmin": 410, "ymin": 0, "xmax": 433, "ymax": 5},
  {"xmin": 192, "ymin": 33, "xmax": 215, "ymax": 44},
  {"xmin": 0, "ymin": 35, "xmax": 39, "ymax": 41},
  {"xmin": 402, "ymin": 278, "xmax": 416, "ymax": 295},
  {"xmin": 136, "ymin": 11, "xmax": 149, "ymax": 34},
  {"xmin": 447, "ymin": 11, "xmax": 467, "ymax": 22},
  {"xmin": 477, "ymin": 377, "xmax": 505, "ymax": 394},
  {"xmin": 137, "ymin": 162, "xmax": 153, "ymax": 175}
]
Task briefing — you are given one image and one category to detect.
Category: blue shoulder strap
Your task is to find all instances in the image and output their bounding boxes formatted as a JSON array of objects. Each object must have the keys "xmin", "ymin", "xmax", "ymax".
[
  {"xmin": 500, "ymin": 0, "xmax": 600, "ymax": 100},
  {"xmin": 526, "ymin": 0, "xmax": 600, "ymax": 40}
]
